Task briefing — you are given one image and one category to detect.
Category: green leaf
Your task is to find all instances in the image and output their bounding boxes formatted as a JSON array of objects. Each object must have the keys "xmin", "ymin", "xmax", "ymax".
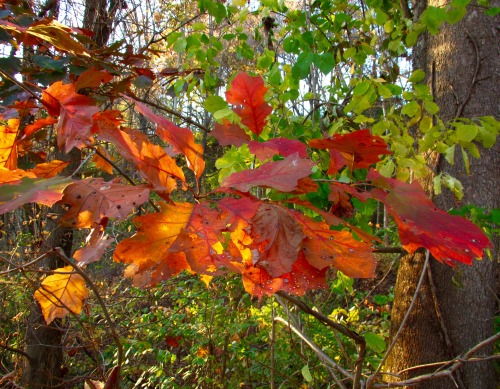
[
  {"xmin": 379, "ymin": 160, "xmax": 395, "ymax": 177},
  {"xmin": 173, "ymin": 37, "xmax": 187, "ymax": 53},
  {"xmin": 423, "ymin": 100, "xmax": 439, "ymax": 114},
  {"xmin": 401, "ymin": 101, "xmax": 421, "ymax": 117},
  {"xmin": 292, "ymin": 52, "xmax": 314, "ymax": 80},
  {"xmin": 301, "ymin": 365, "xmax": 313, "ymax": 382},
  {"xmin": 408, "ymin": 69, "xmax": 426, "ymax": 83},
  {"xmin": 377, "ymin": 83, "xmax": 392, "ymax": 98},
  {"xmin": 352, "ymin": 80, "xmax": 371, "ymax": 96},
  {"xmin": 461, "ymin": 146, "xmax": 470, "ymax": 174},
  {"xmin": 364, "ymin": 333, "xmax": 386, "ymax": 353},
  {"xmin": 314, "ymin": 53, "xmax": 335, "ymax": 75},
  {"xmin": 204, "ymin": 96, "xmax": 227, "ymax": 113},
  {"xmin": 406, "ymin": 29, "xmax": 420, "ymax": 47},
  {"xmin": 456, "ymin": 124, "xmax": 478, "ymax": 142},
  {"xmin": 444, "ymin": 144, "xmax": 456, "ymax": 165}
]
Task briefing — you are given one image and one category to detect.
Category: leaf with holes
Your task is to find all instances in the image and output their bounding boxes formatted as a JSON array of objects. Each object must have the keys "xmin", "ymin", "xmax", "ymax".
[
  {"xmin": 225, "ymin": 72, "xmax": 272, "ymax": 136},
  {"xmin": 74, "ymin": 223, "xmax": 114, "ymax": 266},
  {"xmin": 34, "ymin": 265, "xmax": 89, "ymax": 324},
  {"xmin": 368, "ymin": 169, "xmax": 491, "ymax": 265},
  {"xmin": 59, "ymin": 178, "xmax": 149, "ymax": 228}
]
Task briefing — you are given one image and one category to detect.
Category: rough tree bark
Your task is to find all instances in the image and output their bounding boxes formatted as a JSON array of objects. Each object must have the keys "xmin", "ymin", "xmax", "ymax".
[{"xmin": 385, "ymin": 1, "xmax": 499, "ymax": 388}]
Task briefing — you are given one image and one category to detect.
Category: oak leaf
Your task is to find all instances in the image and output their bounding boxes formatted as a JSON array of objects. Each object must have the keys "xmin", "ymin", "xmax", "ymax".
[
  {"xmin": 113, "ymin": 202, "xmax": 194, "ymax": 278},
  {"xmin": 249, "ymin": 203, "xmax": 305, "ymax": 277},
  {"xmin": 225, "ymin": 72, "xmax": 272, "ymax": 136},
  {"xmin": 129, "ymin": 97, "xmax": 205, "ymax": 178},
  {"xmin": 59, "ymin": 178, "xmax": 149, "ymax": 228},
  {"xmin": 221, "ymin": 153, "xmax": 315, "ymax": 192},
  {"xmin": 309, "ymin": 129, "xmax": 392, "ymax": 173},
  {"xmin": 248, "ymin": 138, "xmax": 308, "ymax": 160},
  {"xmin": 34, "ymin": 265, "xmax": 89, "ymax": 324},
  {"xmin": 75, "ymin": 68, "xmax": 114, "ymax": 91},
  {"xmin": 95, "ymin": 118, "xmax": 185, "ymax": 196},
  {"xmin": 30, "ymin": 160, "xmax": 69, "ymax": 178},
  {"xmin": 23, "ymin": 117, "xmax": 58, "ymax": 138},
  {"xmin": 0, "ymin": 118, "xmax": 19, "ymax": 169},
  {"xmin": 212, "ymin": 121, "xmax": 250, "ymax": 147},
  {"xmin": 27, "ymin": 20, "xmax": 89, "ymax": 57},
  {"xmin": 74, "ymin": 223, "xmax": 114, "ymax": 267},
  {"xmin": 368, "ymin": 170, "xmax": 491, "ymax": 265},
  {"xmin": 42, "ymin": 82, "xmax": 99, "ymax": 152}
]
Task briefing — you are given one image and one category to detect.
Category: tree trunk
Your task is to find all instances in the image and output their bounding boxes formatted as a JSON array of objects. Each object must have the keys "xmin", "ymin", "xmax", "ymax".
[{"xmin": 385, "ymin": 2, "xmax": 499, "ymax": 388}]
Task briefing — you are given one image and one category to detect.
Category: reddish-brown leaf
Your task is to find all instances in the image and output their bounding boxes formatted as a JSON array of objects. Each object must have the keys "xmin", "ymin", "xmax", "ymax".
[
  {"xmin": 225, "ymin": 72, "xmax": 272, "ymax": 136},
  {"xmin": 75, "ymin": 68, "xmax": 114, "ymax": 91},
  {"xmin": 42, "ymin": 82, "xmax": 99, "ymax": 152},
  {"xmin": 249, "ymin": 203, "xmax": 305, "ymax": 277},
  {"xmin": 293, "ymin": 212, "xmax": 376, "ymax": 277},
  {"xmin": 23, "ymin": 117, "xmax": 57, "ymax": 138},
  {"xmin": 0, "ymin": 118, "xmax": 19, "ymax": 169},
  {"xmin": 59, "ymin": 178, "xmax": 149, "ymax": 228},
  {"xmin": 113, "ymin": 202, "xmax": 194, "ymax": 277},
  {"xmin": 74, "ymin": 223, "xmax": 114, "ymax": 266},
  {"xmin": 309, "ymin": 129, "xmax": 392, "ymax": 173},
  {"xmin": 96, "ymin": 122, "xmax": 185, "ymax": 197},
  {"xmin": 129, "ymin": 97, "xmax": 205, "ymax": 178},
  {"xmin": 212, "ymin": 121, "xmax": 250, "ymax": 147},
  {"xmin": 368, "ymin": 170, "xmax": 491, "ymax": 265},
  {"xmin": 248, "ymin": 138, "xmax": 308, "ymax": 160},
  {"xmin": 221, "ymin": 153, "xmax": 315, "ymax": 192},
  {"xmin": 92, "ymin": 146, "xmax": 114, "ymax": 174},
  {"xmin": 34, "ymin": 265, "xmax": 88, "ymax": 324}
]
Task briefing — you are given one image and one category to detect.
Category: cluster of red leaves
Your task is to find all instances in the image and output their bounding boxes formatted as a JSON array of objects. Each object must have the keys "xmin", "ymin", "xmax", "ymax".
[{"xmin": 0, "ymin": 63, "xmax": 492, "ymax": 321}]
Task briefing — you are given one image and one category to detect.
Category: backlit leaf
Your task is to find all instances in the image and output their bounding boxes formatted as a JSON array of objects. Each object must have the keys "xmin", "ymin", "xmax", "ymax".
[
  {"xmin": 248, "ymin": 138, "xmax": 308, "ymax": 160},
  {"xmin": 27, "ymin": 20, "xmax": 89, "ymax": 56},
  {"xmin": 0, "ymin": 118, "xmax": 19, "ymax": 169},
  {"xmin": 75, "ymin": 68, "xmax": 114, "ymax": 91},
  {"xmin": 225, "ymin": 72, "xmax": 272, "ymax": 136},
  {"xmin": 368, "ymin": 169, "xmax": 491, "ymax": 265},
  {"xmin": 34, "ymin": 265, "xmax": 89, "ymax": 324},
  {"xmin": 74, "ymin": 223, "xmax": 114, "ymax": 267},
  {"xmin": 212, "ymin": 121, "xmax": 250, "ymax": 147}
]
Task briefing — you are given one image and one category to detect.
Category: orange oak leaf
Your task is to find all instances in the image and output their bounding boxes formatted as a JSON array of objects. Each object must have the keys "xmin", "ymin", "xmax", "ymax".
[
  {"xmin": 238, "ymin": 253, "xmax": 328, "ymax": 298},
  {"xmin": 0, "ymin": 168, "xmax": 35, "ymax": 185},
  {"xmin": 113, "ymin": 202, "xmax": 194, "ymax": 278},
  {"xmin": 0, "ymin": 118, "xmax": 19, "ymax": 169},
  {"xmin": 249, "ymin": 203, "xmax": 305, "ymax": 278},
  {"xmin": 129, "ymin": 97, "xmax": 205, "ymax": 178},
  {"xmin": 75, "ymin": 68, "xmax": 114, "ymax": 91},
  {"xmin": 34, "ymin": 265, "xmax": 89, "ymax": 324},
  {"xmin": 59, "ymin": 178, "xmax": 149, "ymax": 228},
  {"xmin": 96, "ymin": 122, "xmax": 185, "ymax": 197},
  {"xmin": 74, "ymin": 223, "xmax": 114, "ymax": 266},
  {"xmin": 248, "ymin": 138, "xmax": 308, "ymax": 161},
  {"xmin": 42, "ymin": 81, "xmax": 99, "ymax": 152},
  {"xmin": 23, "ymin": 117, "xmax": 58, "ymax": 138},
  {"xmin": 29, "ymin": 160, "xmax": 69, "ymax": 178},
  {"xmin": 212, "ymin": 121, "xmax": 250, "ymax": 147},
  {"xmin": 368, "ymin": 169, "xmax": 491, "ymax": 265},
  {"xmin": 292, "ymin": 212, "xmax": 376, "ymax": 277},
  {"xmin": 309, "ymin": 129, "xmax": 392, "ymax": 174},
  {"xmin": 225, "ymin": 72, "xmax": 272, "ymax": 136},
  {"xmin": 0, "ymin": 176, "xmax": 72, "ymax": 214},
  {"xmin": 221, "ymin": 153, "xmax": 316, "ymax": 192}
]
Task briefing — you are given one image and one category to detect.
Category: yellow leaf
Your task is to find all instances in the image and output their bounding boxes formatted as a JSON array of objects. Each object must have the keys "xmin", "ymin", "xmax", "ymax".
[{"xmin": 34, "ymin": 265, "xmax": 88, "ymax": 324}]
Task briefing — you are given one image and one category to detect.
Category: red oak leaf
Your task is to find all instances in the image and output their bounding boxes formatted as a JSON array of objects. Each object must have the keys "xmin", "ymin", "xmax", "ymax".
[
  {"xmin": 249, "ymin": 203, "xmax": 305, "ymax": 278},
  {"xmin": 29, "ymin": 160, "xmax": 69, "ymax": 178},
  {"xmin": 212, "ymin": 121, "xmax": 250, "ymax": 147},
  {"xmin": 114, "ymin": 202, "xmax": 194, "ymax": 277},
  {"xmin": 129, "ymin": 97, "xmax": 205, "ymax": 178},
  {"xmin": 225, "ymin": 72, "xmax": 272, "ymax": 136},
  {"xmin": 293, "ymin": 212, "xmax": 376, "ymax": 277},
  {"xmin": 0, "ymin": 118, "xmax": 19, "ymax": 169},
  {"xmin": 221, "ymin": 153, "xmax": 315, "ymax": 192},
  {"xmin": 59, "ymin": 178, "xmax": 149, "ymax": 228},
  {"xmin": 96, "ymin": 122, "xmax": 185, "ymax": 197},
  {"xmin": 248, "ymin": 138, "xmax": 307, "ymax": 160},
  {"xmin": 368, "ymin": 169, "xmax": 491, "ymax": 265},
  {"xmin": 75, "ymin": 68, "xmax": 114, "ymax": 91},
  {"xmin": 309, "ymin": 129, "xmax": 392, "ymax": 173},
  {"xmin": 42, "ymin": 81, "xmax": 99, "ymax": 152},
  {"xmin": 328, "ymin": 184, "xmax": 354, "ymax": 217}
]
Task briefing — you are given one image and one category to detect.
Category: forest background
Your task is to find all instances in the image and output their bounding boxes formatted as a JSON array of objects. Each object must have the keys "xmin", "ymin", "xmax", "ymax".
[{"xmin": 0, "ymin": 0, "xmax": 498, "ymax": 388}]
